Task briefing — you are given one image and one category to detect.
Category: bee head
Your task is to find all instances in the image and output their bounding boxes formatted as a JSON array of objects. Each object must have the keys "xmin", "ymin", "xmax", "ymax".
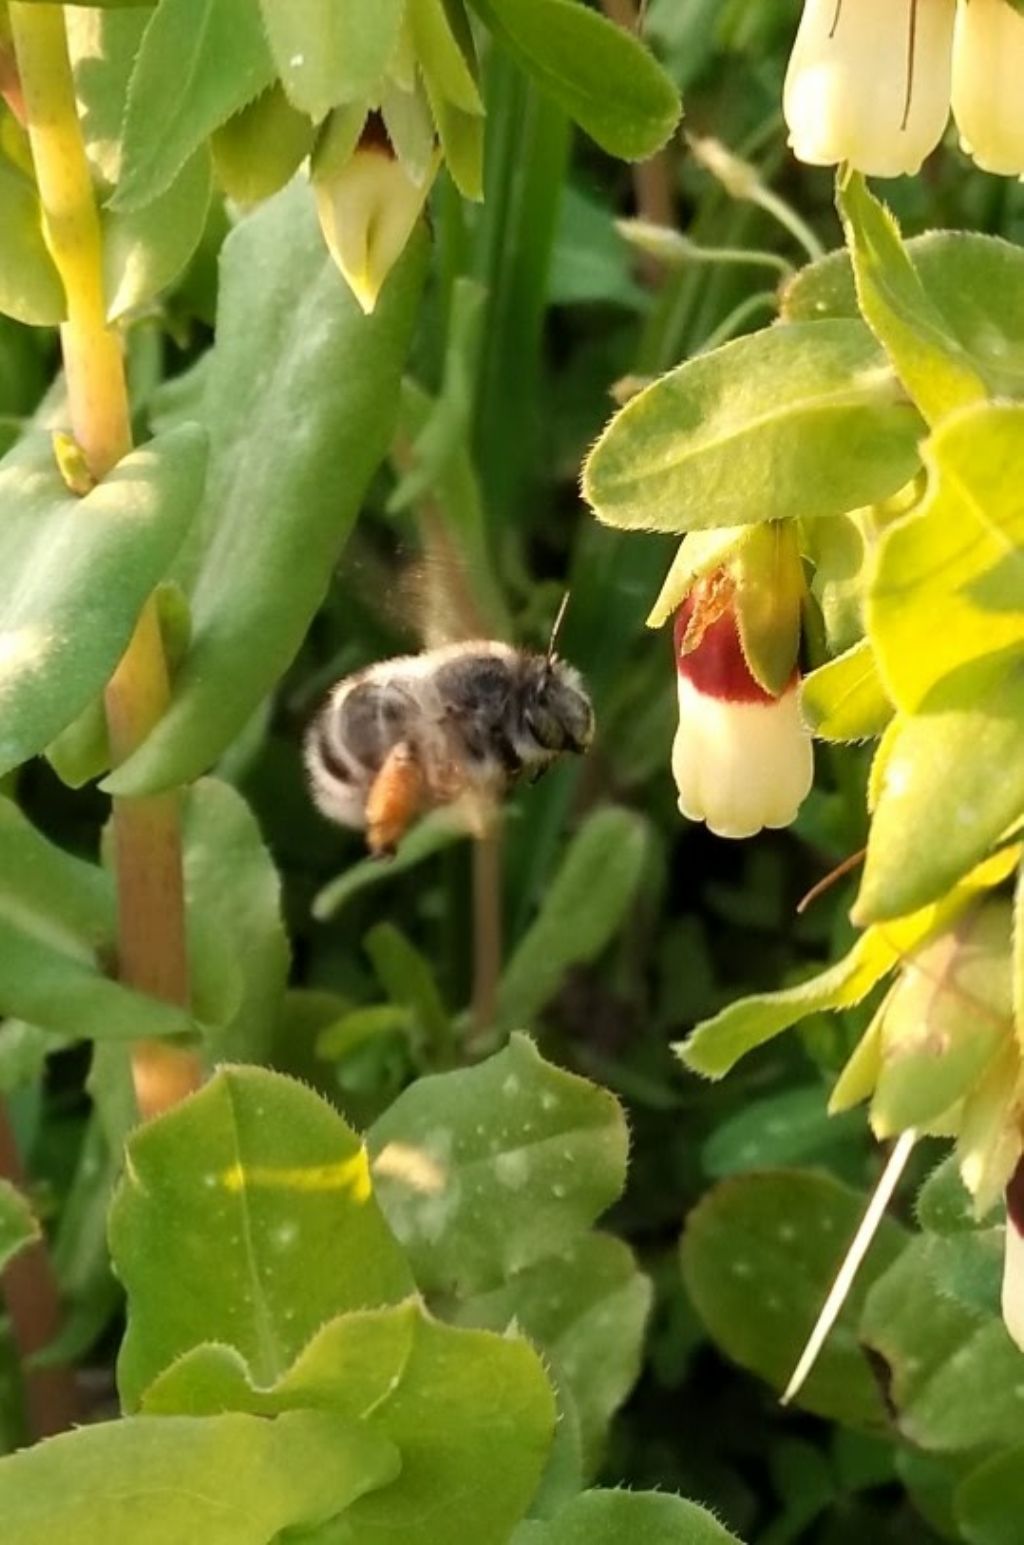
[{"xmin": 524, "ymin": 657, "xmax": 595, "ymax": 755}]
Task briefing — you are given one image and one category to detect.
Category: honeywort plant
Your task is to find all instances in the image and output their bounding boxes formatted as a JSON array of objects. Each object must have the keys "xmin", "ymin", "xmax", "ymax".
[
  {"xmin": 1, "ymin": 0, "xmax": 1023, "ymax": 1542},
  {"xmin": 581, "ymin": 2, "xmax": 1024, "ymax": 1536}
]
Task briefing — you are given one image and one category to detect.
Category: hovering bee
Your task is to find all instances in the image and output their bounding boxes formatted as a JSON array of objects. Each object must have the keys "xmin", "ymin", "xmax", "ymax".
[{"xmin": 305, "ymin": 635, "xmax": 595, "ymax": 855}]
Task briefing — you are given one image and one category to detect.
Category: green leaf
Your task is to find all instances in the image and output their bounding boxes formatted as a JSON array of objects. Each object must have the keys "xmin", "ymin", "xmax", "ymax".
[
  {"xmin": 916, "ymin": 1154, "xmax": 979, "ymax": 1235},
  {"xmin": 114, "ymin": 0, "xmax": 277, "ymax": 211},
  {"xmin": 956, "ymin": 1446, "xmax": 1024, "ymax": 1545},
  {"xmin": 314, "ymin": 810, "xmax": 468, "ymax": 919},
  {"xmin": 837, "ymin": 173, "xmax": 986, "ymax": 428},
  {"xmin": 495, "ymin": 807, "xmax": 648, "ymax": 1030},
  {"xmin": 0, "ymin": 425, "xmax": 207, "ymax": 777},
  {"xmin": 104, "ymin": 183, "xmax": 425, "ymax": 796},
  {"xmin": 141, "ymin": 1302, "xmax": 557, "ymax": 1545},
  {"xmin": 679, "ymin": 933, "xmax": 893, "ymax": 1080},
  {"xmin": 784, "ymin": 230, "xmax": 1024, "ymax": 400},
  {"xmin": 855, "ymin": 657, "xmax": 1024, "ymax": 924},
  {"xmin": 211, "ymin": 85, "xmax": 315, "ymax": 205},
  {"xmin": 409, "ymin": 0, "xmax": 482, "ymax": 114},
  {"xmin": 181, "ymin": 779, "xmax": 289, "ymax": 1061},
  {"xmin": 868, "ymin": 402, "xmax": 1024, "ymax": 714},
  {"xmin": 681, "ymin": 1169, "xmax": 907, "ymax": 1428},
  {"xmin": 468, "ymin": 0, "xmax": 680, "ymax": 160},
  {"xmin": 455, "ymin": 1233, "xmax": 651, "ymax": 1474},
  {"xmin": 920, "ymin": 1229, "xmax": 1003, "ymax": 1319},
  {"xmin": 645, "ymin": 528, "xmax": 746, "ymax": 630},
  {"xmin": 1015, "ymin": 855, "xmax": 1024, "ymax": 1049},
  {"xmin": 0, "ymin": 1178, "xmax": 39, "ymax": 1272},
  {"xmin": 104, "ymin": 151, "xmax": 212, "ymax": 320},
  {"xmin": 512, "ymin": 1488, "xmax": 741, "ymax": 1544},
  {"xmin": 0, "ymin": 160, "xmax": 65, "ymax": 326},
  {"xmin": 110, "ymin": 1065, "xmax": 414, "ymax": 1408},
  {"xmin": 365, "ymin": 922, "xmax": 452, "ymax": 1062},
  {"xmin": 583, "ymin": 321, "xmax": 922, "ymax": 535},
  {"xmin": 0, "ymin": 1409, "xmax": 399, "ymax": 1545},
  {"xmin": 860, "ymin": 1238, "xmax": 1024, "ymax": 1451},
  {"xmin": 260, "ymin": 0, "xmax": 403, "ymax": 120},
  {"xmin": 0, "ymin": 795, "xmax": 112, "ymax": 954},
  {"xmin": 801, "ymin": 639, "xmax": 893, "ymax": 743},
  {"xmin": 870, "ymin": 900, "xmax": 1013, "ymax": 1138},
  {"xmin": 702, "ymin": 1087, "xmax": 861, "ymax": 1178},
  {"xmin": 368, "ymin": 1033, "xmax": 628, "ymax": 1294}
]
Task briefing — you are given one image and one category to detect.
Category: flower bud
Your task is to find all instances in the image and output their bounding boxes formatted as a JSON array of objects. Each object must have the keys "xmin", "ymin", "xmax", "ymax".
[
  {"xmin": 784, "ymin": 0, "xmax": 955, "ymax": 177},
  {"xmin": 671, "ymin": 579, "xmax": 813, "ymax": 840},
  {"xmin": 314, "ymin": 116, "xmax": 436, "ymax": 315},
  {"xmin": 952, "ymin": 0, "xmax": 1024, "ymax": 175}
]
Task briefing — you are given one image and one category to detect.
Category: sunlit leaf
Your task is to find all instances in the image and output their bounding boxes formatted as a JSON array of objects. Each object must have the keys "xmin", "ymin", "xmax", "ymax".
[
  {"xmin": 837, "ymin": 174, "xmax": 987, "ymax": 426},
  {"xmin": 0, "ymin": 1178, "xmax": 39, "ymax": 1272},
  {"xmin": 512, "ymin": 1488, "xmax": 741, "ymax": 1544},
  {"xmin": 141, "ymin": 1302, "xmax": 556, "ymax": 1545},
  {"xmin": 855, "ymin": 656, "xmax": 1024, "ymax": 923},
  {"xmin": 110, "ymin": 1066, "xmax": 414, "ymax": 1408},
  {"xmin": 0, "ymin": 1410, "xmax": 399, "ymax": 1545},
  {"xmin": 583, "ymin": 321, "xmax": 922, "ymax": 535},
  {"xmin": 0, "ymin": 160, "xmax": 64, "ymax": 326},
  {"xmin": 260, "ymin": 0, "xmax": 403, "ymax": 120},
  {"xmin": 801, "ymin": 639, "xmax": 894, "ymax": 742},
  {"xmin": 0, "ymin": 426, "xmax": 207, "ymax": 777},
  {"xmin": 868, "ymin": 402, "xmax": 1024, "ymax": 713}
]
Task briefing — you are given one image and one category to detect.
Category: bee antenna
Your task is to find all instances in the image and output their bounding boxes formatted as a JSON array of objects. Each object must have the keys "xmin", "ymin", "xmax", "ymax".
[{"xmin": 547, "ymin": 590, "xmax": 571, "ymax": 662}]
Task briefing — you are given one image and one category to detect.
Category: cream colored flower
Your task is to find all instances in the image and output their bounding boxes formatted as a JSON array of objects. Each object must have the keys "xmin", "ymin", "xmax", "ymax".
[
  {"xmin": 671, "ymin": 603, "xmax": 813, "ymax": 840},
  {"xmin": 315, "ymin": 123, "xmax": 436, "ymax": 315},
  {"xmin": 784, "ymin": 0, "xmax": 956, "ymax": 177},
  {"xmin": 1002, "ymin": 1161, "xmax": 1024, "ymax": 1352},
  {"xmin": 952, "ymin": 0, "xmax": 1024, "ymax": 175}
]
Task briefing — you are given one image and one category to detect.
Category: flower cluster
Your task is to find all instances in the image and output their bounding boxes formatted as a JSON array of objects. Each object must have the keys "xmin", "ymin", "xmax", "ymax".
[{"xmin": 785, "ymin": 0, "xmax": 1024, "ymax": 178}]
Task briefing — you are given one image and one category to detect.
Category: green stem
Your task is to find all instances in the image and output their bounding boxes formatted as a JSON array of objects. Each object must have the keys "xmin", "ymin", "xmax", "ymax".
[{"xmin": 10, "ymin": 4, "xmax": 201, "ymax": 1121}]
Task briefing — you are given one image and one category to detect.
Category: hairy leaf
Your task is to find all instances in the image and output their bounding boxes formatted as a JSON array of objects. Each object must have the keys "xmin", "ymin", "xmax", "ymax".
[
  {"xmin": 583, "ymin": 321, "xmax": 922, "ymax": 534},
  {"xmin": 513, "ymin": 1489, "xmax": 741, "ymax": 1544},
  {"xmin": 260, "ymin": 0, "xmax": 403, "ymax": 120},
  {"xmin": 801, "ymin": 639, "xmax": 894, "ymax": 742}
]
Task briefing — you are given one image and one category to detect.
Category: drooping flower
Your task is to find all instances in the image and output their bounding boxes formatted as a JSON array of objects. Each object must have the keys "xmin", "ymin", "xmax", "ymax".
[
  {"xmin": 784, "ymin": 0, "xmax": 956, "ymax": 177},
  {"xmin": 671, "ymin": 583, "xmax": 813, "ymax": 840},
  {"xmin": 314, "ymin": 115, "xmax": 436, "ymax": 315},
  {"xmin": 952, "ymin": 0, "xmax": 1024, "ymax": 175}
]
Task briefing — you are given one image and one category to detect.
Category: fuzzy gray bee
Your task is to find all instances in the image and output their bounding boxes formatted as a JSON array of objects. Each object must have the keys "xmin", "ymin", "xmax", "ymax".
[{"xmin": 305, "ymin": 640, "xmax": 595, "ymax": 854}]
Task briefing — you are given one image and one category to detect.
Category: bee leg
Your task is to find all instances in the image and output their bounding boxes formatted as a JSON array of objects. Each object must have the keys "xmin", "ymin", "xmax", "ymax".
[{"xmin": 365, "ymin": 741, "xmax": 426, "ymax": 857}]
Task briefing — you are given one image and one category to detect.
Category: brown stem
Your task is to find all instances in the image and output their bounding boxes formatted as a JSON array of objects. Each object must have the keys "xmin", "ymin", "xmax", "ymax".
[
  {"xmin": 0, "ymin": 1105, "xmax": 80, "ymax": 1440},
  {"xmin": 600, "ymin": 0, "xmax": 676, "ymax": 277}
]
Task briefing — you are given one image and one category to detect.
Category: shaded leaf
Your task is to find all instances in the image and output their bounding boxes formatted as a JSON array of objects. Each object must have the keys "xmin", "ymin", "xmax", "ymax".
[
  {"xmin": 682, "ymin": 1169, "xmax": 906, "ymax": 1428},
  {"xmin": 956, "ymin": 1446, "xmax": 1024, "ymax": 1545},
  {"xmin": 0, "ymin": 161, "xmax": 64, "ymax": 326},
  {"xmin": 369, "ymin": 1033, "xmax": 628, "ymax": 1294},
  {"xmin": 114, "ymin": 0, "xmax": 276, "ymax": 210},
  {"xmin": 495, "ymin": 807, "xmax": 648, "ymax": 1030},
  {"xmin": 0, "ymin": 1179, "xmax": 39, "ymax": 1272},
  {"xmin": 469, "ymin": 0, "xmax": 680, "ymax": 160},
  {"xmin": 105, "ymin": 184, "xmax": 425, "ymax": 795}
]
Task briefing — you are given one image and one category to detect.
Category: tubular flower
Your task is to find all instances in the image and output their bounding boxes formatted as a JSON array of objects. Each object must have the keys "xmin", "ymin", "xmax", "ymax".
[
  {"xmin": 784, "ymin": 0, "xmax": 956, "ymax": 177},
  {"xmin": 952, "ymin": 0, "xmax": 1024, "ymax": 175},
  {"xmin": 1002, "ymin": 1158, "xmax": 1024, "ymax": 1352},
  {"xmin": 671, "ymin": 591, "xmax": 813, "ymax": 841},
  {"xmin": 314, "ymin": 117, "xmax": 436, "ymax": 315}
]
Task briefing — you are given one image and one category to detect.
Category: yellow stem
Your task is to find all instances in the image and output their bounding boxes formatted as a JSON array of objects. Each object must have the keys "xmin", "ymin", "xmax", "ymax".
[{"xmin": 10, "ymin": 4, "xmax": 201, "ymax": 1120}]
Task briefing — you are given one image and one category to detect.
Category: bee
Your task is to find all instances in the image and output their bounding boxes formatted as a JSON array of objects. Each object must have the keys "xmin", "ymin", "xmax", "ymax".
[{"xmin": 304, "ymin": 636, "xmax": 595, "ymax": 855}]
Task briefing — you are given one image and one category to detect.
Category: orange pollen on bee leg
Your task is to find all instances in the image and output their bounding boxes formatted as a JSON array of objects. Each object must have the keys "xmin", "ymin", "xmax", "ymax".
[{"xmin": 366, "ymin": 743, "xmax": 426, "ymax": 855}]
